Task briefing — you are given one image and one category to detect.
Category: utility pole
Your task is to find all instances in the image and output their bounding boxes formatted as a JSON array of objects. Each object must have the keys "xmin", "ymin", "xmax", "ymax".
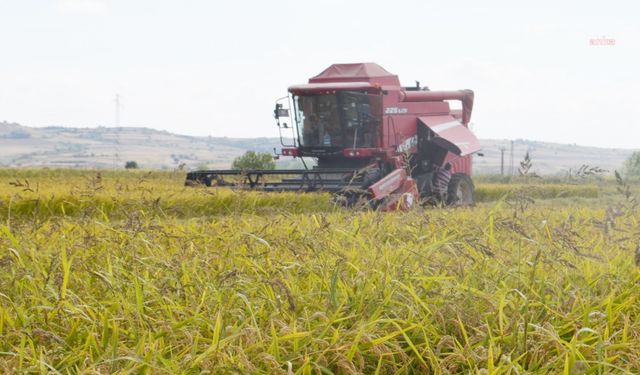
[
  {"xmin": 509, "ymin": 140, "xmax": 514, "ymax": 176},
  {"xmin": 499, "ymin": 147, "xmax": 506, "ymax": 175},
  {"xmin": 114, "ymin": 94, "xmax": 121, "ymax": 127},
  {"xmin": 113, "ymin": 94, "xmax": 121, "ymax": 168}
]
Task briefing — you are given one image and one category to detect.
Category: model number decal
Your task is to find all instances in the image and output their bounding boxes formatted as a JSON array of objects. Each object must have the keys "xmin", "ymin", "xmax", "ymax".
[{"xmin": 384, "ymin": 107, "xmax": 408, "ymax": 114}]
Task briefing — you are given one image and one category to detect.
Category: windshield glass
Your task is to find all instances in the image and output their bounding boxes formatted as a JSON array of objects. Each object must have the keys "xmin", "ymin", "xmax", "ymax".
[{"xmin": 293, "ymin": 91, "xmax": 381, "ymax": 148}]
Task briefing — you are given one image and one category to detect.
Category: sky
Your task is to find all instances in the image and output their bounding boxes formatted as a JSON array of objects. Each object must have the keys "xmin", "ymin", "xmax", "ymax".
[{"xmin": 0, "ymin": 0, "xmax": 638, "ymax": 148}]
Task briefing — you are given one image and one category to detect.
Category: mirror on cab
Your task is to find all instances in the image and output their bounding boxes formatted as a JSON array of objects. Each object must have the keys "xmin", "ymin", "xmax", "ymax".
[{"xmin": 273, "ymin": 103, "xmax": 289, "ymax": 120}]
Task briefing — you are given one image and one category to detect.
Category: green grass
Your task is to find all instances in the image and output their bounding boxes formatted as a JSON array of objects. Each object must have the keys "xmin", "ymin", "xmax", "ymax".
[
  {"xmin": 1, "ymin": 169, "xmax": 639, "ymax": 373},
  {"xmin": 475, "ymin": 183, "xmax": 600, "ymax": 202}
]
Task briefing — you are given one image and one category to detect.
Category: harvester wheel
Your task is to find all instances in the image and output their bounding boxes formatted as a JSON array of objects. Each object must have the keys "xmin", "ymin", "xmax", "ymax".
[{"xmin": 447, "ymin": 173, "xmax": 474, "ymax": 206}]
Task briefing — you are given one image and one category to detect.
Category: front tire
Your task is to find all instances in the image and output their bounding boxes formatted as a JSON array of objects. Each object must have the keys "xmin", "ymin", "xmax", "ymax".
[{"xmin": 447, "ymin": 173, "xmax": 474, "ymax": 206}]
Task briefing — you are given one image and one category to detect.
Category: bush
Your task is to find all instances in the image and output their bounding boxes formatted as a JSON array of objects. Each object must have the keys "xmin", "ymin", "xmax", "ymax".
[
  {"xmin": 232, "ymin": 151, "xmax": 275, "ymax": 170},
  {"xmin": 623, "ymin": 151, "xmax": 640, "ymax": 177},
  {"xmin": 125, "ymin": 161, "xmax": 139, "ymax": 169}
]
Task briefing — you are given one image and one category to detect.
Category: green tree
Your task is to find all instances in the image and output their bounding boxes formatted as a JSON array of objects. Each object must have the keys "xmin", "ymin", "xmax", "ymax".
[
  {"xmin": 125, "ymin": 161, "xmax": 139, "ymax": 169},
  {"xmin": 232, "ymin": 151, "xmax": 275, "ymax": 170},
  {"xmin": 623, "ymin": 151, "xmax": 640, "ymax": 177}
]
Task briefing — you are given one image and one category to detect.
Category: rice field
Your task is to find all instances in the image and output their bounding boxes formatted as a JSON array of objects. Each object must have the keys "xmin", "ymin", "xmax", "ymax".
[{"xmin": 1, "ymin": 169, "xmax": 639, "ymax": 373}]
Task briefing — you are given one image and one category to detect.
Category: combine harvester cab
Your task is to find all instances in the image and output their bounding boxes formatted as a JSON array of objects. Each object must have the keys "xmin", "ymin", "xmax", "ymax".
[{"xmin": 186, "ymin": 63, "xmax": 481, "ymax": 210}]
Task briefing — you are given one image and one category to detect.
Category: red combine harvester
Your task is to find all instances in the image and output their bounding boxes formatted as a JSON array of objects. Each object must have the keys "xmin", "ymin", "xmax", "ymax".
[{"xmin": 186, "ymin": 63, "xmax": 481, "ymax": 210}]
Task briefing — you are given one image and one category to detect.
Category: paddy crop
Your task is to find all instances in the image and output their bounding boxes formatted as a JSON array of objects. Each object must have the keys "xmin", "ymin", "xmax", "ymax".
[{"xmin": 1, "ymin": 169, "xmax": 639, "ymax": 373}]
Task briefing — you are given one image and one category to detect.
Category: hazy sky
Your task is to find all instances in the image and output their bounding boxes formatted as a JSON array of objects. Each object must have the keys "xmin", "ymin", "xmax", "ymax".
[{"xmin": 1, "ymin": 0, "xmax": 638, "ymax": 148}]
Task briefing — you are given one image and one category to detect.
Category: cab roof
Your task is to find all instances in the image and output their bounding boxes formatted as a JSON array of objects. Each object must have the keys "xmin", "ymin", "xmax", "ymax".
[{"xmin": 308, "ymin": 63, "xmax": 401, "ymax": 87}]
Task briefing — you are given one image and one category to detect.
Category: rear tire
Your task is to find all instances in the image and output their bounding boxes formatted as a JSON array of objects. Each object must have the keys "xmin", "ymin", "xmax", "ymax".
[{"xmin": 447, "ymin": 173, "xmax": 474, "ymax": 206}]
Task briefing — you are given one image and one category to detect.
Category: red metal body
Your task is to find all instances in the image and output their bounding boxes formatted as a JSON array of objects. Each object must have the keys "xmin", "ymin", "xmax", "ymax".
[{"xmin": 283, "ymin": 63, "xmax": 480, "ymax": 209}]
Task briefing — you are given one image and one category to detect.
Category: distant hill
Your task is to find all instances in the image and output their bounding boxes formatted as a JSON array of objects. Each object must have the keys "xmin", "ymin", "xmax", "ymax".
[
  {"xmin": 473, "ymin": 139, "xmax": 633, "ymax": 175},
  {"xmin": 0, "ymin": 121, "xmax": 634, "ymax": 174},
  {"xmin": 0, "ymin": 121, "xmax": 285, "ymax": 170}
]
